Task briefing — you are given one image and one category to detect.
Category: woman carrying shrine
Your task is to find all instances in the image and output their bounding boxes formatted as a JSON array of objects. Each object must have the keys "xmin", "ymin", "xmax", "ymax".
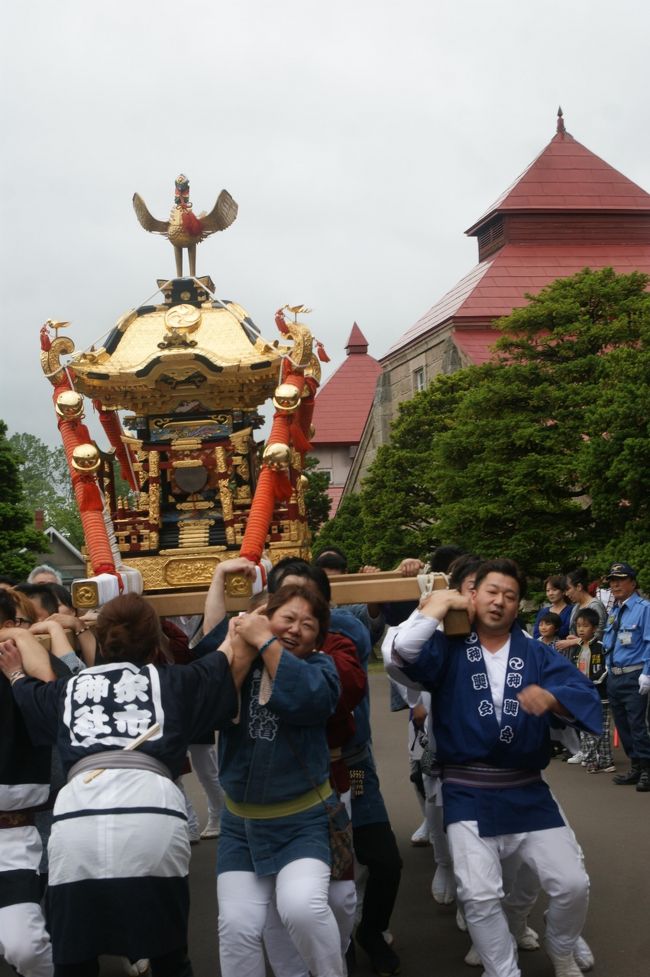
[
  {"xmin": 214, "ymin": 583, "xmax": 344, "ymax": 977},
  {"xmin": 0, "ymin": 593, "xmax": 248, "ymax": 977}
]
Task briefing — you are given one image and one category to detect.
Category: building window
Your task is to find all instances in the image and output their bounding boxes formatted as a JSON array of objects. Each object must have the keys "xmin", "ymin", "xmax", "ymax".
[{"xmin": 413, "ymin": 367, "xmax": 426, "ymax": 393}]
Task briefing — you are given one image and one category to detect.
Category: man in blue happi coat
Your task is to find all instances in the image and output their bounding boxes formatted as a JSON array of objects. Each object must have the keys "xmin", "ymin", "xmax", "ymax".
[{"xmin": 390, "ymin": 558, "xmax": 602, "ymax": 977}]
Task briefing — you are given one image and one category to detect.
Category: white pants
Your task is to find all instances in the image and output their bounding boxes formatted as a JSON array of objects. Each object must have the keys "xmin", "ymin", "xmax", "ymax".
[
  {"xmin": 423, "ymin": 773, "xmax": 451, "ymax": 867},
  {"xmin": 0, "ymin": 902, "xmax": 53, "ymax": 977},
  {"xmin": 448, "ymin": 820, "xmax": 589, "ymax": 977},
  {"xmin": 0, "ymin": 826, "xmax": 53, "ymax": 977},
  {"xmin": 175, "ymin": 777, "xmax": 199, "ymax": 839},
  {"xmin": 218, "ymin": 859, "xmax": 343, "ymax": 977},
  {"xmin": 264, "ymin": 879, "xmax": 356, "ymax": 977},
  {"xmin": 188, "ymin": 743, "xmax": 224, "ymax": 822}
]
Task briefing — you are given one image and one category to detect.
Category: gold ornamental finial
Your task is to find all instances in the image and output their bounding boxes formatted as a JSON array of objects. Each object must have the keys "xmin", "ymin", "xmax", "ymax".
[
  {"xmin": 132, "ymin": 175, "xmax": 238, "ymax": 278},
  {"xmin": 556, "ymin": 106, "xmax": 566, "ymax": 136},
  {"xmin": 45, "ymin": 319, "xmax": 70, "ymax": 338},
  {"xmin": 284, "ymin": 304, "xmax": 313, "ymax": 321}
]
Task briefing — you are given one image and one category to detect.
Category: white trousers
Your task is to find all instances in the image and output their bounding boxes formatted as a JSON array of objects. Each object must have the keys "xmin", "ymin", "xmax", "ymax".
[
  {"xmin": 423, "ymin": 773, "xmax": 450, "ymax": 867},
  {"xmin": 264, "ymin": 879, "xmax": 356, "ymax": 977},
  {"xmin": 0, "ymin": 826, "xmax": 52, "ymax": 977},
  {"xmin": 0, "ymin": 902, "xmax": 53, "ymax": 977},
  {"xmin": 188, "ymin": 743, "xmax": 224, "ymax": 822},
  {"xmin": 218, "ymin": 858, "xmax": 343, "ymax": 977},
  {"xmin": 448, "ymin": 820, "xmax": 589, "ymax": 977}
]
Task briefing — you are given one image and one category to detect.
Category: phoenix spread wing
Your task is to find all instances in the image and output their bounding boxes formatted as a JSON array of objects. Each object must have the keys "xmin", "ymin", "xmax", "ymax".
[
  {"xmin": 200, "ymin": 189, "xmax": 239, "ymax": 235},
  {"xmin": 132, "ymin": 193, "xmax": 169, "ymax": 235}
]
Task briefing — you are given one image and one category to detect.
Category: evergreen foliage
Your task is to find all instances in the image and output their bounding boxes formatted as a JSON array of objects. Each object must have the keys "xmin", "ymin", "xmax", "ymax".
[
  {"xmin": 316, "ymin": 269, "xmax": 650, "ymax": 591},
  {"xmin": 0, "ymin": 422, "xmax": 49, "ymax": 578}
]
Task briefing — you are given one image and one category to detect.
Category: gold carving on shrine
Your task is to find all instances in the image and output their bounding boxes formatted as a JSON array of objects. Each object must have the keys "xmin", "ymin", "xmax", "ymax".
[
  {"xmin": 225, "ymin": 573, "xmax": 253, "ymax": 598},
  {"xmin": 164, "ymin": 558, "xmax": 222, "ymax": 586},
  {"xmin": 73, "ymin": 582, "xmax": 100, "ymax": 608}
]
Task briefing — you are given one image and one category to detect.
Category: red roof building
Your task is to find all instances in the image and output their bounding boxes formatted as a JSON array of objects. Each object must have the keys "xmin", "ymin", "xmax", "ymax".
[
  {"xmin": 310, "ymin": 324, "xmax": 381, "ymax": 515},
  {"xmin": 347, "ymin": 110, "xmax": 650, "ymax": 491}
]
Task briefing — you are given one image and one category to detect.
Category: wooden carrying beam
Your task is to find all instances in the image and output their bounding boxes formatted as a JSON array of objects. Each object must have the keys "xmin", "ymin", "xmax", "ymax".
[
  {"xmin": 64, "ymin": 570, "xmax": 470, "ymax": 635},
  {"xmin": 144, "ymin": 570, "xmax": 430, "ymax": 616}
]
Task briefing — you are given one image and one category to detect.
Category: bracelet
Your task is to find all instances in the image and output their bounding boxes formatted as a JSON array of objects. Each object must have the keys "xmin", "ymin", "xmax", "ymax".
[
  {"xmin": 9, "ymin": 670, "xmax": 26, "ymax": 685},
  {"xmin": 258, "ymin": 636, "xmax": 279, "ymax": 655}
]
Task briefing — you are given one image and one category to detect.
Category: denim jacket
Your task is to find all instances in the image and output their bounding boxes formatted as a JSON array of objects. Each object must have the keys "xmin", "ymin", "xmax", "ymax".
[{"xmin": 218, "ymin": 649, "xmax": 340, "ymax": 805}]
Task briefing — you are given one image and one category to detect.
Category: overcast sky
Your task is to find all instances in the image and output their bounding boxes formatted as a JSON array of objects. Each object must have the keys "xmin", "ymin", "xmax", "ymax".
[{"xmin": 2, "ymin": 0, "xmax": 650, "ymax": 446}]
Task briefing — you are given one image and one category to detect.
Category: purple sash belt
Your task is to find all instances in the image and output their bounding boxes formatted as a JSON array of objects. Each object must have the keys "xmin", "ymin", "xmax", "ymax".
[{"xmin": 442, "ymin": 763, "xmax": 542, "ymax": 789}]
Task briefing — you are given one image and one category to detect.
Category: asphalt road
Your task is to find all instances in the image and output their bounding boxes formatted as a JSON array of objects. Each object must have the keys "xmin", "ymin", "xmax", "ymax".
[{"xmin": 3, "ymin": 670, "xmax": 649, "ymax": 977}]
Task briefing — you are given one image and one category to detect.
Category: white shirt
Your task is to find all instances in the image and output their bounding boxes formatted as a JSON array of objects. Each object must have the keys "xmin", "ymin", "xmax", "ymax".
[{"xmin": 481, "ymin": 640, "xmax": 510, "ymax": 723}]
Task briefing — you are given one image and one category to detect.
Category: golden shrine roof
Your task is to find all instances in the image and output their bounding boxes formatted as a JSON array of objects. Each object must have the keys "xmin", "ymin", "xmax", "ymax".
[{"xmin": 68, "ymin": 280, "xmax": 289, "ymax": 415}]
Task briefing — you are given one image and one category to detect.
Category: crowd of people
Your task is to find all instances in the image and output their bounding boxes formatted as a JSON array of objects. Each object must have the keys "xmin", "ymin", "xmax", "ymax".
[{"xmin": 0, "ymin": 551, "xmax": 648, "ymax": 977}]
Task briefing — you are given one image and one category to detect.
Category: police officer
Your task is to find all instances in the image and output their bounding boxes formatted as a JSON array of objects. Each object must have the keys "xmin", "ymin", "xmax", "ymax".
[{"xmin": 602, "ymin": 563, "xmax": 650, "ymax": 791}]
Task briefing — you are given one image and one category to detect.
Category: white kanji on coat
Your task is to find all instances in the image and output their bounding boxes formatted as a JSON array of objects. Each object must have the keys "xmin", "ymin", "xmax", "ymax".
[
  {"xmin": 467, "ymin": 647, "xmax": 483, "ymax": 663},
  {"xmin": 72, "ymin": 704, "xmax": 112, "ymax": 738},
  {"xmin": 114, "ymin": 703, "xmax": 153, "ymax": 736},
  {"xmin": 503, "ymin": 699, "xmax": 520, "ymax": 717},
  {"xmin": 114, "ymin": 670, "xmax": 150, "ymax": 704},
  {"xmin": 506, "ymin": 673, "xmax": 523, "ymax": 688},
  {"xmin": 472, "ymin": 673, "xmax": 489, "ymax": 690},
  {"xmin": 73, "ymin": 674, "xmax": 110, "ymax": 705},
  {"xmin": 478, "ymin": 699, "xmax": 494, "ymax": 717}
]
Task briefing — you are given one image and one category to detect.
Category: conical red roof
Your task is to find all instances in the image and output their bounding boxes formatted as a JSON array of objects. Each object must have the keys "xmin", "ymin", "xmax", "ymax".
[
  {"xmin": 312, "ymin": 325, "xmax": 380, "ymax": 444},
  {"xmin": 384, "ymin": 114, "xmax": 650, "ymax": 364},
  {"xmin": 466, "ymin": 125, "xmax": 650, "ymax": 235},
  {"xmin": 345, "ymin": 322, "xmax": 369, "ymax": 353}
]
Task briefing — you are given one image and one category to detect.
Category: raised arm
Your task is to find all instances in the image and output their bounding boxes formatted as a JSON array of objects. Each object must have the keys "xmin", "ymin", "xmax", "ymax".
[
  {"xmin": 0, "ymin": 629, "xmax": 56, "ymax": 681},
  {"xmin": 393, "ymin": 590, "xmax": 470, "ymax": 663},
  {"xmin": 203, "ymin": 557, "xmax": 258, "ymax": 633}
]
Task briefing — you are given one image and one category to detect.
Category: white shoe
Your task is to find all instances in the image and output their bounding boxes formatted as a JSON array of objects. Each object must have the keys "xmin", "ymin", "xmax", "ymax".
[
  {"xmin": 574, "ymin": 936, "xmax": 594, "ymax": 971},
  {"xmin": 410, "ymin": 819, "xmax": 430, "ymax": 846},
  {"xmin": 464, "ymin": 945, "xmax": 482, "ymax": 966},
  {"xmin": 566, "ymin": 752, "xmax": 585, "ymax": 764},
  {"xmin": 200, "ymin": 817, "xmax": 221, "ymax": 839},
  {"xmin": 122, "ymin": 960, "xmax": 150, "ymax": 976},
  {"xmin": 548, "ymin": 951, "xmax": 583, "ymax": 977},
  {"xmin": 456, "ymin": 907, "xmax": 468, "ymax": 931},
  {"xmin": 431, "ymin": 864, "xmax": 456, "ymax": 904},
  {"xmin": 516, "ymin": 925, "xmax": 540, "ymax": 950}
]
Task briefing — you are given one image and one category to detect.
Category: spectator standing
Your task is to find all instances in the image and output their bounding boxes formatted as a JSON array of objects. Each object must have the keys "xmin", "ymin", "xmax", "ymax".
[
  {"xmin": 556, "ymin": 569, "xmax": 607, "ymax": 656},
  {"xmin": 537, "ymin": 612, "xmax": 563, "ymax": 651},
  {"xmin": 602, "ymin": 563, "xmax": 650, "ymax": 791},
  {"xmin": 532, "ymin": 576, "xmax": 573, "ymax": 640},
  {"xmin": 573, "ymin": 608, "xmax": 614, "ymax": 773}
]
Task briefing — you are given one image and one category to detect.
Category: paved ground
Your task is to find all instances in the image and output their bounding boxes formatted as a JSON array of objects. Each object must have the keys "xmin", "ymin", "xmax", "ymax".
[{"xmin": 4, "ymin": 670, "xmax": 649, "ymax": 976}]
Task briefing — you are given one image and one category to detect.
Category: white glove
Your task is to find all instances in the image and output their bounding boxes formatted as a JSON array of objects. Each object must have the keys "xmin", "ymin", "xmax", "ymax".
[{"xmin": 638, "ymin": 673, "xmax": 650, "ymax": 695}]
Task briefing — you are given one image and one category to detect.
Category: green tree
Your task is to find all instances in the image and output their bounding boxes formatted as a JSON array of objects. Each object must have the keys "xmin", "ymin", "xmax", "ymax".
[
  {"xmin": 8, "ymin": 432, "xmax": 84, "ymax": 548},
  {"xmin": 303, "ymin": 455, "xmax": 332, "ymax": 535},
  {"xmin": 336, "ymin": 268, "xmax": 650, "ymax": 589},
  {"xmin": 313, "ymin": 493, "xmax": 365, "ymax": 570},
  {"xmin": 359, "ymin": 370, "xmax": 475, "ymax": 567},
  {"xmin": 0, "ymin": 421, "xmax": 48, "ymax": 578}
]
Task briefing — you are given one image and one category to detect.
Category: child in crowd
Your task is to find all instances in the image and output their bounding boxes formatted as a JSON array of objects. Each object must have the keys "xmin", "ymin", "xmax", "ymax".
[
  {"xmin": 574, "ymin": 607, "xmax": 615, "ymax": 773},
  {"xmin": 537, "ymin": 610, "xmax": 562, "ymax": 649}
]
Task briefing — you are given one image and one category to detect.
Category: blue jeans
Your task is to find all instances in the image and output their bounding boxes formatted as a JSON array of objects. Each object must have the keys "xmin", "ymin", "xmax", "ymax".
[{"xmin": 607, "ymin": 671, "xmax": 650, "ymax": 760}]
